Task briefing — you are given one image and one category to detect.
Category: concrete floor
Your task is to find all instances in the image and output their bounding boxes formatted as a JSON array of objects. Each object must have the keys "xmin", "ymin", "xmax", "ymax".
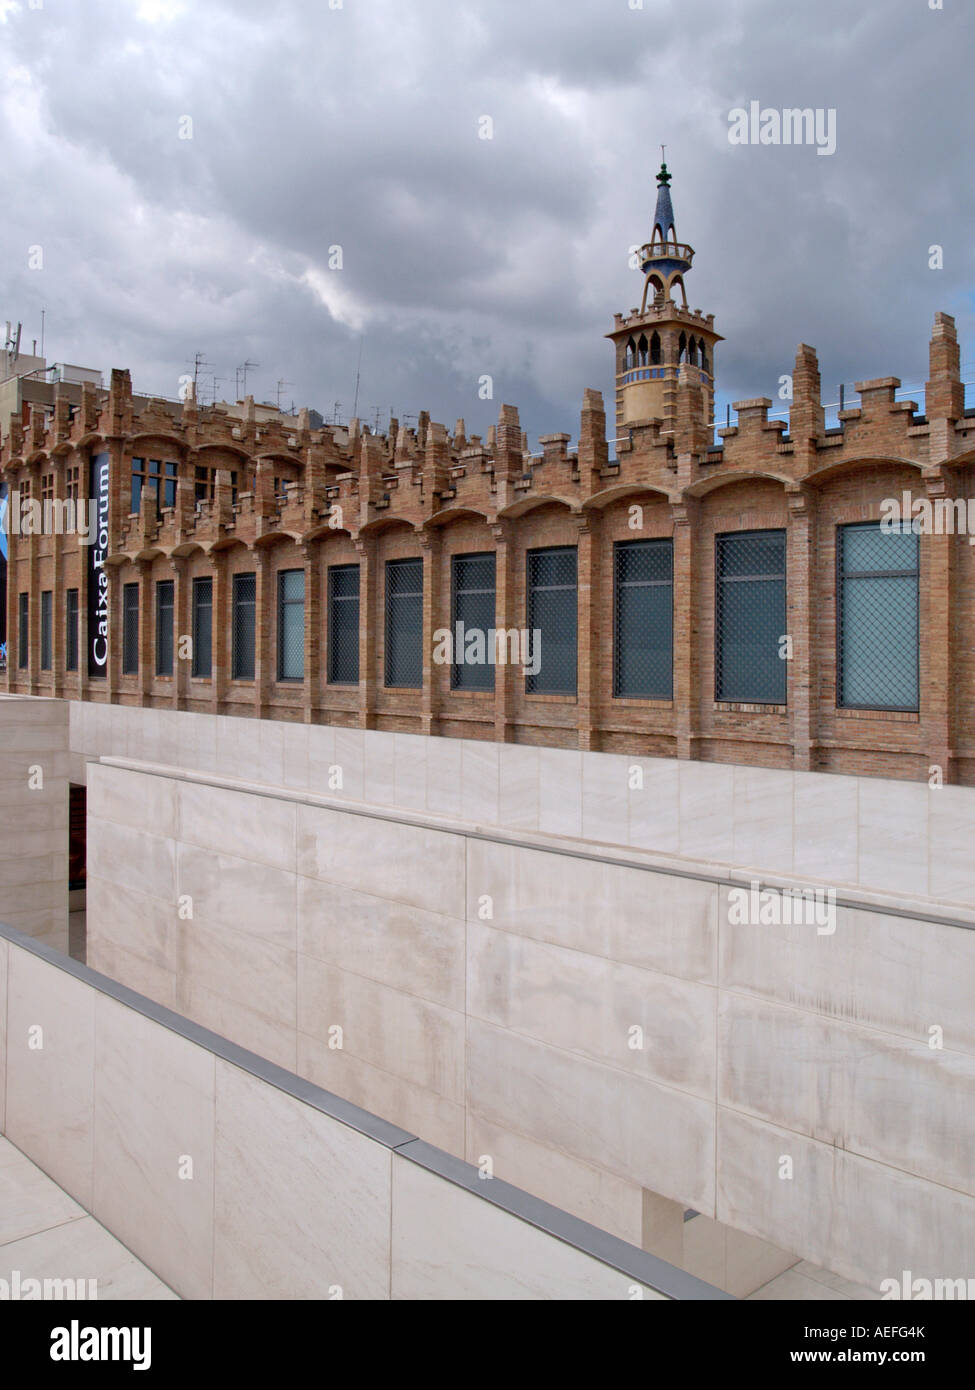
[{"xmin": 0, "ymin": 1137, "xmax": 177, "ymax": 1300}]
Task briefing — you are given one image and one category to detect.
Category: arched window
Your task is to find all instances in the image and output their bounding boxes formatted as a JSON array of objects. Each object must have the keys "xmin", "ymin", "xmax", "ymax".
[
  {"xmin": 688, "ymin": 336, "xmax": 698, "ymax": 367},
  {"xmin": 650, "ymin": 332, "xmax": 661, "ymax": 365},
  {"xmin": 637, "ymin": 334, "xmax": 649, "ymax": 366},
  {"xmin": 625, "ymin": 337, "xmax": 637, "ymax": 369},
  {"xmin": 679, "ymin": 332, "xmax": 687, "ymax": 364},
  {"xmin": 700, "ymin": 345, "xmax": 709, "ymax": 375}
]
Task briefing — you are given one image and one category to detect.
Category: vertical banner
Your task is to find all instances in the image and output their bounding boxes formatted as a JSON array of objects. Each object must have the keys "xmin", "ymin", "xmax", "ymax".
[{"xmin": 87, "ymin": 452, "xmax": 110, "ymax": 677}]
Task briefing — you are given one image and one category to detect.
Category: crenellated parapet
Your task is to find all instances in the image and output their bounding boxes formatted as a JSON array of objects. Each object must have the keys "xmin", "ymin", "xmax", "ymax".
[{"xmin": 1, "ymin": 306, "xmax": 973, "ymax": 572}]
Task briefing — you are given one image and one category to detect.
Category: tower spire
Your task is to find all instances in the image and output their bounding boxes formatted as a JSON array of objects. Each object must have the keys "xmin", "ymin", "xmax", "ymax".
[
  {"xmin": 605, "ymin": 157, "xmax": 722, "ymax": 437},
  {"xmin": 651, "ymin": 158, "xmax": 676, "ymax": 246}
]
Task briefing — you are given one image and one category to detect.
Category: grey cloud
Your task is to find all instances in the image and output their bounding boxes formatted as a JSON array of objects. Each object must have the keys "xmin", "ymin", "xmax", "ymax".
[{"xmin": 1, "ymin": 0, "xmax": 973, "ymax": 446}]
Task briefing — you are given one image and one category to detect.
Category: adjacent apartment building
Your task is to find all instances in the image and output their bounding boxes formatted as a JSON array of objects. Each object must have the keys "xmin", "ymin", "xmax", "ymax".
[{"xmin": 3, "ymin": 165, "xmax": 974, "ymax": 784}]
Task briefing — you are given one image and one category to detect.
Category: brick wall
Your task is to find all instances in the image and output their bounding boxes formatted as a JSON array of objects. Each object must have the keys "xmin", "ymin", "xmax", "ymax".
[{"xmin": 5, "ymin": 316, "xmax": 975, "ymax": 783}]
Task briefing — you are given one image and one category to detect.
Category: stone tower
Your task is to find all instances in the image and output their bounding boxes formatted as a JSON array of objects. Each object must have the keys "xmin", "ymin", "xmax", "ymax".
[{"xmin": 607, "ymin": 161, "xmax": 722, "ymax": 436}]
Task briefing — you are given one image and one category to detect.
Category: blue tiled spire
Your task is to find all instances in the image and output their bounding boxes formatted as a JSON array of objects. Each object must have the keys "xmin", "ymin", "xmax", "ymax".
[{"xmin": 652, "ymin": 162, "xmax": 676, "ymax": 244}]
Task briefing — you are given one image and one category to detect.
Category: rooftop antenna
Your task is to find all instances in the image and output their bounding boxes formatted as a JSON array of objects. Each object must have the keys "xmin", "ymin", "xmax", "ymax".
[
  {"xmin": 236, "ymin": 359, "xmax": 259, "ymax": 399},
  {"xmin": 211, "ymin": 373, "xmax": 225, "ymax": 406},
  {"xmin": 275, "ymin": 378, "xmax": 292, "ymax": 411},
  {"xmin": 191, "ymin": 352, "xmax": 210, "ymax": 392},
  {"xmin": 40, "ymin": 308, "xmax": 46, "ymax": 359},
  {"xmin": 352, "ymin": 337, "xmax": 364, "ymax": 419}
]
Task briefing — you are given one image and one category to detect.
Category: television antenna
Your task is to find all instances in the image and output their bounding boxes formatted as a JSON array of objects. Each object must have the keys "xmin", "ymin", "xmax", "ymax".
[
  {"xmin": 352, "ymin": 337, "xmax": 364, "ymax": 419},
  {"xmin": 236, "ymin": 359, "xmax": 259, "ymax": 398}
]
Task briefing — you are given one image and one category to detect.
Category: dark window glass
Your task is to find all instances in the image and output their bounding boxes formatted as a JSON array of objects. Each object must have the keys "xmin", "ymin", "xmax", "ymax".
[
  {"xmin": 277, "ymin": 569, "xmax": 305, "ymax": 681},
  {"xmin": 17, "ymin": 593, "xmax": 28, "ymax": 669},
  {"xmin": 131, "ymin": 459, "xmax": 165, "ymax": 515},
  {"xmin": 122, "ymin": 583, "xmax": 139, "ymax": 675},
  {"xmin": 327, "ymin": 564, "xmax": 360, "ymax": 685},
  {"xmin": 385, "ymin": 557, "xmax": 423, "ymax": 688},
  {"xmin": 838, "ymin": 522, "xmax": 919, "ymax": 711},
  {"xmin": 452, "ymin": 552, "xmax": 496, "ymax": 692},
  {"xmin": 526, "ymin": 546, "xmax": 577, "ymax": 695},
  {"xmin": 614, "ymin": 539, "xmax": 673, "ymax": 699},
  {"xmin": 66, "ymin": 589, "xmax": 79, "ymax": 672},
  {"xmin": 192, "ymin": 577, "xmax": 212, "ymax": 678},
  {"xmin": 40, "ymin": 590, "xmax": 52, "ymax": 671},
  {"xmin": 155, "ymin": 581, "xmax": 174, "ymax": 676},
  {"xmin": 715, "ymin": 530, "xmax": 787, "ymax": 704},
  {"xmin": 163, "ymin": 462, "xmax": 178, "ymax": 509},
  {"xmin": 232, "ymin": 572, "xmax": 256, "ymax": 680}
]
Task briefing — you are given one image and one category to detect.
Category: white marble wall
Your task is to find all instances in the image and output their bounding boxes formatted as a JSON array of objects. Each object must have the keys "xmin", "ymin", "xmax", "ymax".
[
  {"xmin": 0, "ymin": 696, "xmax": 69, "ymax": 952},
  {"xmin": 0, "ymin": 937, "xmax": 671, "ymax": 1301},
  {"xmin": 68, "ymin": 700, "xmax": 975, "ymax": 908},
  {"xmin": 83, "ymin": 758, "xmax": 975, "ymax": 1294}
]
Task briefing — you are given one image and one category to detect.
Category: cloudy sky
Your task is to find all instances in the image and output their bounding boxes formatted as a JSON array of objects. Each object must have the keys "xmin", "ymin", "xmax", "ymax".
[{"xmin": 1, "ymin": 0, "xmax": 972, "ymax": 447}]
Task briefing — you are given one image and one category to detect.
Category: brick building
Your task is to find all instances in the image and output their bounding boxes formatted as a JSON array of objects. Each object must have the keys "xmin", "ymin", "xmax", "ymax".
[{"xmin": 4, "ymin": 165, "xmax": 975, "ymax": 784}]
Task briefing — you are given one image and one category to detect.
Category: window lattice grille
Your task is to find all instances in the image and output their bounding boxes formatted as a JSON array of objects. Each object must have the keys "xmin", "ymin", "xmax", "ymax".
[
  {"xmin": 327, "ymin": 564, "xmax": 360, "ymax": 685},
  {"xmin": 156, "ymin": 580, "xmax": 174, "ymax": 676},
  {"xmin": 277, "ymin": 569, "xmax": 305, "ymax": 682},
  {"xmin": 65, "ymin": 589, "xmax": 79, "ymax": 672},
  {"xmin": 526, "ymin": 546, "xmax": 577, "ymax": 695},
  {"xmin": 192, "ymin": 577, "xmax": 212, "ymax": 679},
  {"xmin": 232, "ymin": 572, "xmax": 256, "ymax": 681},
  {"xmin": 838, "ymin": 522, "xmax": 919, "ymax": 711},
  {"xmin": 614, "ymin": 539, "xmax": 673, "ymax": 699},
  {"xmin": 452, "ymin": 552, "xmax": 496, "ymax": 692},
  {"xmin": 715, "ymin": 530, "xmax": 787, "ymax": 704},
  {"xmin": 385, "ymin": 557, "xmax": 423, "ymax": 688},
  {"xmin": 122, "ymin": 583, "xmax": 139, "ymax": 675}
]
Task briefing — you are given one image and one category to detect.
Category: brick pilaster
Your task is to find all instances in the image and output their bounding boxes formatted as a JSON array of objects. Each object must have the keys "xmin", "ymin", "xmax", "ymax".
[
  {"xmin": 786, "ymin": 486, "xmax": 815, "ymax": 770},
  {"xmin": 356, "ymin": 533, "xmax": 377, "ymax": 729},
  {"xmin": 420, "ymin": 526, "xmax": 441, "ymax": 736},
  {"xmin": 671, "ymin": 498, "xmax": 697, "ymax": 760},
  {"xmin": 303, "ymin": 540, "xmax": 321, "ymax": 724},
  {"xmin": 574, "ymin": 511, "xmax": 600, "ymax": 750},
  {"xmin": 492, "ymin": 521, "xmax": 517, "ymax": 742},
  {"xmin": 254, "ymin": 546, "xmax": 272, "ymax": 717}
]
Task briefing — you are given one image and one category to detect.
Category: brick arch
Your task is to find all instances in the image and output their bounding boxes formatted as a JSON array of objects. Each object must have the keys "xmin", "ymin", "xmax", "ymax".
[
  {"xmin": 129, "ymin": 432, "xmax": 186, "ymax": 453},
  {"xmin": 684, "ymin": 469, "xmax": 794, "ymax": 500},
  {"xmin": 426, "ymin": 505, "xmax": 492, "ymax": 529},
  {"xmin": 303, "ymin": 518, "xmax": 355, "ymax": 544},
  {"xmin": 497, "ymin": 494, "xmax": 579, "ymax": 520},
  {"xmin": 584, "ymin": 483, "xmax": 676, "ymax": 512},
  {"xmin": 358, "ymin": 515, "xmax": 415, "ymax": 538},
  {"xmin": 802, "ymin": 456, "xmax": 926, "ymax": 488},
  {"xmin": 252, "ymin": 529, "xmax": 303, "ymax": 549}
]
